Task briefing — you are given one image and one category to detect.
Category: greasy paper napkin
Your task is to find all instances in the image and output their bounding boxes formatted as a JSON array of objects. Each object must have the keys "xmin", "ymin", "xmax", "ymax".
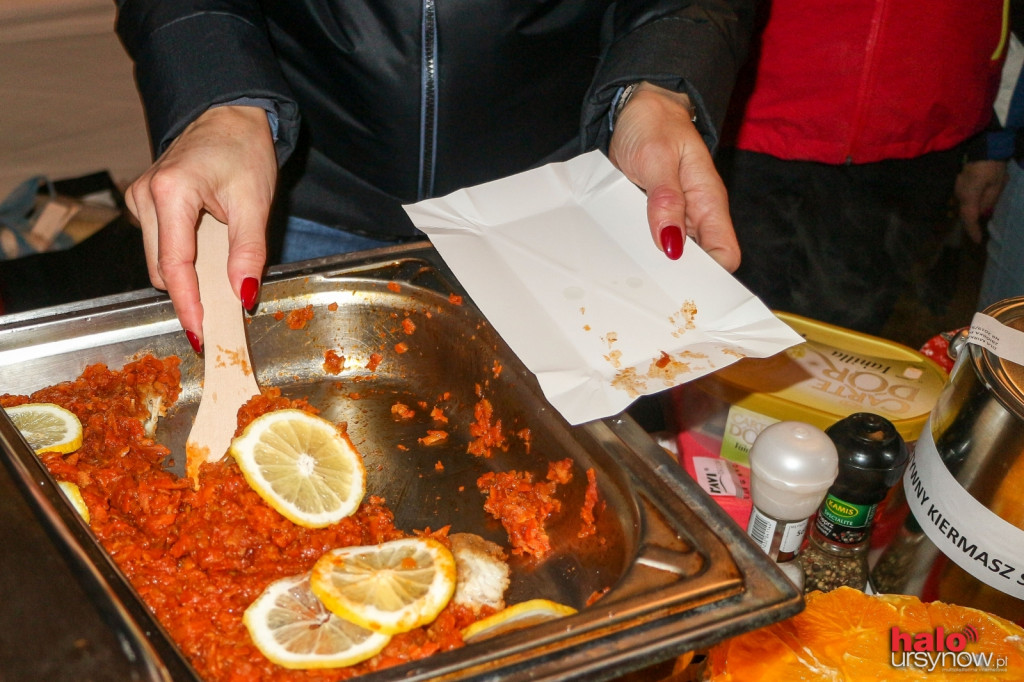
[{"xmin": 403, "ymin": 150, "xmax": 803, "ymax": 425}]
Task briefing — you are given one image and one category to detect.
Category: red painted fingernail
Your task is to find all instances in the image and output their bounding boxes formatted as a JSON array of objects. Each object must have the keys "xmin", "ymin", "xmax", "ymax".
[
  {"xmin": 660, "ymin": 225, "xmax": 683, "ymax": 260},
  {"xmin": 240, "ymin": 277, "xmax": 260, "ymax": 310},
  {"xmin": 185, "ymin": 329, "xmax": 202, "ymax": 354}
]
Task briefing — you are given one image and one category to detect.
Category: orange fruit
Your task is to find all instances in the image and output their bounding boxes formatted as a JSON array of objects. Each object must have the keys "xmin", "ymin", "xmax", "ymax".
[{"xmin": 706, "ymin": 587, "xmax": 1024, "ymax": 681}]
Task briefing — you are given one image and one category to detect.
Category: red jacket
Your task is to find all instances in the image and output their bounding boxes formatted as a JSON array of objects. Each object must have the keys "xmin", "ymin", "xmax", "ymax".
[{"xmin": 728, "ymin": 0, "xmax": 1008, "ymax": 164}]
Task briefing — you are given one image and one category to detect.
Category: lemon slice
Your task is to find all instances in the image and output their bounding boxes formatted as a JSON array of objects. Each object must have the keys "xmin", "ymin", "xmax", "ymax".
[
  {"xmin": 310, "ymin": 537, "xmax": 457, "ymax": 635},
  {"xmin": 57, "ymin": 480, "xmax": 90, "ymax": 524},
  {"xmin": 229, "ymin": 409, "xmax": 366, "ymax": 528},
  {"xmin": 244, "ymin": 572, "xmax": 391, "ymax": 669},
  {"xmin": 5, "ymin": 403, "xmax": 83, "ymax": 454},
  {"xmin": 461, "ymin": 599, "xmax": 577, "ymax": 643}
]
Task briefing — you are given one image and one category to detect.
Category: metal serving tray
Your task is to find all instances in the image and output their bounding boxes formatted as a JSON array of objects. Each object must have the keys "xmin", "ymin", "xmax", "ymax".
[{"xmin": 0, "ymin": 243, "xmax": 801, "ymax": 681}]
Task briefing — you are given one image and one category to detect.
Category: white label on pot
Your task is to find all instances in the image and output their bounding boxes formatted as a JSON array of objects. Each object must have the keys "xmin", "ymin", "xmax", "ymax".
[
  {"xmin": 905, "ymin": 418, "xmax": 1024, "ymax": 600},
  {"xmin": 969, "ymin": 312, "xmax": 1024, "ymax": 367}
]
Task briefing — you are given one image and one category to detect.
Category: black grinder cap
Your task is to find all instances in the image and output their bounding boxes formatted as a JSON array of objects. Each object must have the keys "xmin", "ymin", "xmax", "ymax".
[{"xmin": 824, "ymin": 412, "xmax": 909, "ymax": 506}]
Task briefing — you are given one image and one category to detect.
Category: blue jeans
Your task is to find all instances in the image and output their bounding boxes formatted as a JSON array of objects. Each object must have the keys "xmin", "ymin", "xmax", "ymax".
[
  {"xmin": 979, "ymin": 161, "xmax": 1024, "ymax": 310},
  {"xmin": 280, "ymin": 216, "xmax": 398, "ymax": 263}
]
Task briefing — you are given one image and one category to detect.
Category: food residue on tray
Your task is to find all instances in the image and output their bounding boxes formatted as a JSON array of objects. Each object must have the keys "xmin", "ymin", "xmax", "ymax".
[
  {"xmin": 2, "ymin": 327, "xmax": 609, "ymax": 680},
  {"xmin": 467, "ymin": 397, "xmax": 508, "ymax": 457},
  {"xmin": 391, "ymin": 402, "xmax": 416, "ymax": 420},
  {"xmin": 1, "ymin": 357, "xmax": 492, "ymax": 682},
  {"xmin": 323, "ymin": 349, "xmax": 346, "ymax": 375},
  {"xmin": 476, "ymin": 459, "xmax": 574, "ymax": 560},
  {"xmin": 579, "ymin": 468, "xmax": 600, "ymax": 539},
  {"xmin": 285, "ymin": 304, "xmax": 315, "ymax": 330},
  {"xmin": 418, "ymin": 430, "xmax": 448, "ymax": 447}
]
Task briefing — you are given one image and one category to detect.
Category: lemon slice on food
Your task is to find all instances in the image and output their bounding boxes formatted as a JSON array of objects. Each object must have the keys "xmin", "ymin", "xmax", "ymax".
[
  {"xmin": 5, "ymin": 403, "xmax": 83, "ymax": 454},
  {"xmin": 461, "ymin": 599, "xmax": 578, "ymax": 643},
  {"xmin": 229, "ymin": 409, "xmax": 366, "ymax": 528},
  {"xmin": 57, "ymin": 480, "xmax": 90, "ymax": 524},
  {"xmin": 244, "ymin": 572, "xmax": 391, "ymax": 669},
  {"xmin": 311, "ymin": 537, "xmax": 457, "ymax": 635}
]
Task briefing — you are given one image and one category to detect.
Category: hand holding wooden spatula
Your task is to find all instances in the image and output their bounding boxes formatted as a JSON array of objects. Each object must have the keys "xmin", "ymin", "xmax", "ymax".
[{"xmin": 185, "ymin": 213, "xmax": 261, "ymax": 485}]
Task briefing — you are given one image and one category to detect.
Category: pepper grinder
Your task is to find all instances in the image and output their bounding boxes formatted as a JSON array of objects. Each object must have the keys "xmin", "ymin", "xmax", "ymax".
[
  {"xmin": 747, "ymin": 421, "xmax": 839, "ymax": 590},
  {"xmin": 800, "ymin": 412, "xmax": 909, "ymax": 593}
]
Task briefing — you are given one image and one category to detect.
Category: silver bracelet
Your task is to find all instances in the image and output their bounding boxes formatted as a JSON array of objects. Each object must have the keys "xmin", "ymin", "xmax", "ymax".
[
  {"xmin": 611, "ymin": 83, "xmax": 698, "ymax": 130},
  {"xmin": 610, "ymin": 83, "xmax": 640, "ymax": 130}
]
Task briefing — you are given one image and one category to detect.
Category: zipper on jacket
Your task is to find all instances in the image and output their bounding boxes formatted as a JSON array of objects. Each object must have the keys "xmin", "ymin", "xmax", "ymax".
[
  {"xmin": 418, "ymin": 0, "xmax": 438, "ymax": 200},
  {"xmin": 846, "ymin": 0, "xmax": 888, "ymax": 163}
]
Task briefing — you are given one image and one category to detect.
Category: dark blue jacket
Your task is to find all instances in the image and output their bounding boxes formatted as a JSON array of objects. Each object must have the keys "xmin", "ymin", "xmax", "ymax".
[{"xmin": 115, "ymin": 0, "xmax": 754, "ymax": 238}]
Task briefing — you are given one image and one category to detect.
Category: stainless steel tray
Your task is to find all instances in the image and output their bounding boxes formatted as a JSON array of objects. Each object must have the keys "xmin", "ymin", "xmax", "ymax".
[{"xmin": 0, "ymin": 243, "xmax": 801, "ymax": 681}]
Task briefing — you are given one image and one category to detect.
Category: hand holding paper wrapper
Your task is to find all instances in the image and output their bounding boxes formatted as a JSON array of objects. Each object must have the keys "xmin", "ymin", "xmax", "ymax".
[{"xmin": 404, "ymin": 151, "xmax": 803, "ymax": 425}]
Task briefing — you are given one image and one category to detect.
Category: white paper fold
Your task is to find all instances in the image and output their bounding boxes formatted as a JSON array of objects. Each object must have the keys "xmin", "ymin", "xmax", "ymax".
[{"xmin": 404, "ymin": 151, "xmax": 803, "ymax": 425}]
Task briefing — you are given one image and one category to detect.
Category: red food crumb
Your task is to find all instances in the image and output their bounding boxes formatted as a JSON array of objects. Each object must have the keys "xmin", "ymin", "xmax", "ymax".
[
  {"xmin": 418, "ymin": 430, "xmax": 448, "ymax": 446},
  {"xmin": 322, "ymin": 349, "xmax": 345, "ymax": 375},
  {"xmin": 586, "ymin": 587, "xmax": 610, "ymax": 607},
  {"xmin": 434, "ymin": 460, "xmax": 445, "ymax": 472},
  {"xmin": 391, "ymin": 403, "xmax": 416, "ymax": 420},
  {"xmin": 467, "ymin": 398, "xmax": 508, "ymax": 457},
  {"xmin": 547, "ymin": 458, "xmax": 573, "ymax": 485},
  {"xmin": 430, "ymin": 406, "xmax": 448, "ymax": 424},
  {"xmin": 476, "ymin": 466, "xmax": 565, "ymax": 559},
  {"xmin": 402, "ymin": 318, "xmax": 416, "ymax": 335},
  {"xmin": 387, "ymin": 282, "xmax": 401, "ymax": 293},
  {"xmin": 394, "ymin": 342, "xmax": 409, "ymax": 354},
  {"xmin": 517, "ymin": 428, "xmax": 532, "ymax": 454},
  {"xmin": 327, "ymin": 302, "xmax": 339, "ymax": 311},
  {"xmin": 284, "ymin": 304, "xmax": 314, "ymax": 330},
  {"xmin": 448, "ymin": 293, "xmax": 463, "ymax": 305},
  {"xmin": 367, "ymin": 353, "xmax": 383, "ymax": 371},
  {"xmin": 579, "ymin": 468, "xmax": 599, "ymax": 539}
]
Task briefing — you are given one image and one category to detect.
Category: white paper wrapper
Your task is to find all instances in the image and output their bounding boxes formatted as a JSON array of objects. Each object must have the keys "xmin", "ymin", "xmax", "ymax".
[{"xmin": 404, "ymin": 151, "xmax": 803, "ymax": 425}]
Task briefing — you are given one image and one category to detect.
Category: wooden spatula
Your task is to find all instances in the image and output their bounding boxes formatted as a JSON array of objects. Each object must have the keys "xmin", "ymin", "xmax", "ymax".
[{"xmin": 184, "ymin": 213, "xmax": 261, "ymax": 485}]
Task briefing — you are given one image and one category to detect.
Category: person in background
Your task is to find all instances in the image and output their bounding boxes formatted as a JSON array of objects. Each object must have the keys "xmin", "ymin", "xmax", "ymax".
[
  {"xmin": 114, "ymin": 0, "xmax": 754, "ymax": 353},
  {"xmin": 717, "ymin": 0, "xmax": 1007, "ymax": 336},
  {"xmin": 956, "ymin": 1, "xmax": 1024, "ymax": 311}
]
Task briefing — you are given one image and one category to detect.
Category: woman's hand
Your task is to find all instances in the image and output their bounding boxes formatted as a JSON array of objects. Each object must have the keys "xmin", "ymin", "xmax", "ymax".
[
  {"xmin": 608, "ymin": 82, "xmax": 740, "ymax": 272},
  {"xmin": 124, "ymin": 105, "xmax": 277, "ymax": 350}
]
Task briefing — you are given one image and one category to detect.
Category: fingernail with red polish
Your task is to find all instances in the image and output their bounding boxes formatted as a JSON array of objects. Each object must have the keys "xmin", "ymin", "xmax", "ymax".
[
  {"xmin": 240, "ymin": 277, "xmax": 260, "ymax": 310},
  {"xmin": 661, "ymin": 225, "xmax": 683, "ymax": 260},
  {"xmin": 185, "ymin": 330, "xmax": 202, "ymax": 354}
]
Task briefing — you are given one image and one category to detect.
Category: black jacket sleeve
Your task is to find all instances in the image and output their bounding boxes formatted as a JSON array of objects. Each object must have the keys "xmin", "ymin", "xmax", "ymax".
[
  {"xmin": 582, "ymin": 0, "xmax": 757, "ymax": 154},
  {"xmin": 114, "ymin": 0, "xmax": 301, "ymax": 164}
]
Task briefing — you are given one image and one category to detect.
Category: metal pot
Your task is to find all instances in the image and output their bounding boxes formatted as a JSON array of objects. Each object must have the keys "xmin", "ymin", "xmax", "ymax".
[{"xmin": 904, "ymin": 296, "xmax": 1024, "ymax": 621}]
